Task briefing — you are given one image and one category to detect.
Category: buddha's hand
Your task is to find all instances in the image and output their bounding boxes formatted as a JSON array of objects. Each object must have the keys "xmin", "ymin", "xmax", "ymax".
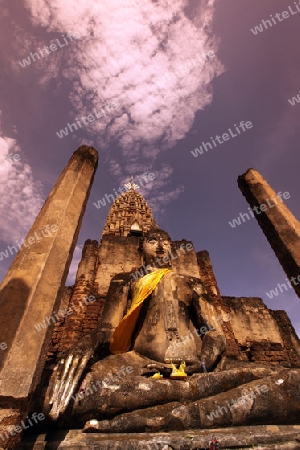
[
  {"xmin": 45, "ymin": 333, "xmax": 97, "ymax": 420},
  {"xmin": 183, "ymin": 359, "xmax": 203, "ymax": 375},
  {"xmin": 142, "ymin": 362, "xmax": 173, "ymax": 377}
]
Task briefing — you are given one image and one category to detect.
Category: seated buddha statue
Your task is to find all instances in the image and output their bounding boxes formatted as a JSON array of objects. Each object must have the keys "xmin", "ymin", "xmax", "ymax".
[
  {"xmin": 44, "ymin": 229, "xmax": 298, "ymax": 432},
  {"xmin": 45, "ymin": 229, "xmax": 224, "ymax": 418}
]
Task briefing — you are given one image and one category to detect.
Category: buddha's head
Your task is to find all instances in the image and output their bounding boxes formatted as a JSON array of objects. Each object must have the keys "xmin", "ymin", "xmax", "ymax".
[{"xmin": 141, "ymin": 228, "xmax": 172, "ymax": 267}]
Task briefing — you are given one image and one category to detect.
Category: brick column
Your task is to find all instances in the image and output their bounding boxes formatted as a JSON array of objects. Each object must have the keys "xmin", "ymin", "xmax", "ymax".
[
  {"xmin": 57, "ymin": 239, "xmax": 100, "ymax": 353},
  {"xmin": 197, "ymin": 251, "xmax": 241, "ymax": 359}
]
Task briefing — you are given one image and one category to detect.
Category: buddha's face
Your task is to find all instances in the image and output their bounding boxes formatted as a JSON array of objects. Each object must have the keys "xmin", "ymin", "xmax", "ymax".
[{"xmin": 143, "ymin": 232, "xmax": 172, "ymax": 266}]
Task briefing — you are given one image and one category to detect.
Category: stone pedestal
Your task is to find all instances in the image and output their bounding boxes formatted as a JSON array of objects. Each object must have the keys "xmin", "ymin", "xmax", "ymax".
[{"xmin": 15, "ymin": 425, "xmax": 300, "ymax": 449}]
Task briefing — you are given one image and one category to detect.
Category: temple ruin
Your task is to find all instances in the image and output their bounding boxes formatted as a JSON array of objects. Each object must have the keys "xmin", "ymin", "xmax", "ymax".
[{"xmin": 0, "ymin": 148, "xmax": 299, "ymax": 449}]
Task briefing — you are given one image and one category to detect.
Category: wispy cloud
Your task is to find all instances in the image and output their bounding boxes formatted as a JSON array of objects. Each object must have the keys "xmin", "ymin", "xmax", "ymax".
[
  {"xmin": 21, "ymin": 0, "xmax": 223, "ymax": 213},
  {"xmin": 0, "ymin": 113, "xmax": 44, "ymax": 242}
]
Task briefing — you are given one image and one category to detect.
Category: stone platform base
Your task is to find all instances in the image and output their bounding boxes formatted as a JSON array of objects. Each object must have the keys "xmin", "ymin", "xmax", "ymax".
[{"xmin": 14, "ymin": 425, "xmax": 300, "ymax": 450}]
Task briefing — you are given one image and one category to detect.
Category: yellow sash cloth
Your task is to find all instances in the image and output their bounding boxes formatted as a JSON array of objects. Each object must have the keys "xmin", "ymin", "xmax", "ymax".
[{"xmin": 110, "ymin": 268, "xmax": 171, "ymax": 354}]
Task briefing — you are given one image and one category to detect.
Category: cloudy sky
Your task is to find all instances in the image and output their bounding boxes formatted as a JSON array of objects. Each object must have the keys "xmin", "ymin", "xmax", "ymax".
[{"xmin": 0, "ymin": 0, "xmax": 300, "ymax": 336}]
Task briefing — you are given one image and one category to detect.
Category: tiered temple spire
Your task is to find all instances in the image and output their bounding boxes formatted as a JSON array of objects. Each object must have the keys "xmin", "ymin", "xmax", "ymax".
[{"xmin": 102, "ymin": 177, "xmax": 157, "ymax": 237}]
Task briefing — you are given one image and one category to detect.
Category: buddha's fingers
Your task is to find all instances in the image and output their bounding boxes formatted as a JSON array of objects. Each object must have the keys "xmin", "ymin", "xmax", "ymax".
[
  {"xmin": 47, "ymin": 334, "xmax": 96, "ymax": 420},
  {"xmin": 49, "ymin": 354, "xmax": 73, "ymax": 406},
  {"xmin": 48, "ymin": 355, "xmax": 74, "ymax": 419},
  {"xmin": 49, "ymin": 352, "xmax": 92, "ymax": 420},
  {"xmin": 57, "ymin": 355, "xmax": 81, "ymax": 408},
  {"xmin": 61, "ymin": 353, "xmax": 92, "ymax": 413}
]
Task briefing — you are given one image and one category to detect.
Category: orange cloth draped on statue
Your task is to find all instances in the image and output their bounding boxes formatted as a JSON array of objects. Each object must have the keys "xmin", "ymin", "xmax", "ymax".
[{"xmin": 110, "ymin": 268, "xmax": 171, "ymax": 354}]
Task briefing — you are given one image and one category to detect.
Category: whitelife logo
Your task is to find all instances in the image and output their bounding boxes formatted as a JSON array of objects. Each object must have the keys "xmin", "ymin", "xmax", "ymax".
[
  {"xmin": 0, "ymin": 224, "xmax": 58, "ymax": 261},
  {"xmin": 2, "ymin": 153, "xmax": 21, "ymax": 165},
  {"xmin": 0, "ymin": 412, "xmax": 45, "ymax": 443},
  {"xmin": 93, "ymin": 173, "xmax": 155, "ymax": 210},
  {"xmin": 228, "ymin": 191, "xmax": 291, "ymax": 228},
  {"xmin": 288, "ymin": 90, "xmax": 300, "ymax": 106},
  {"xmin": 191, "ymin": 121, "xmax": 253, "ymax": 157},
  {"xmin": 0, "ymin": 342, "xmax": 7, "ymax": 352},
  {"xmin": 18, "ymin": 32, "xmax": 80, "ymax": 68},
  {"xmin": 56, "ymin": 102, "xmax": 117, "ymax": 139},
  {"xmin": 266, "ymin": 275, "xmax": 300, "ymax": 299},
  {"xmin": 34, "ymin": 295, "xmax": 96, "ymax": 332},
  {"xmin": 250, "ymin": 2, "xmax": 300, "ymax": 35}
]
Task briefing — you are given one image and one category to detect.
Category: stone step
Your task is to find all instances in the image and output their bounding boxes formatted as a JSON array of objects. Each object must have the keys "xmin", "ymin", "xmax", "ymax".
[{"xmin": 15, "ymin": 425, "xmax": 300, "ymax": 449}]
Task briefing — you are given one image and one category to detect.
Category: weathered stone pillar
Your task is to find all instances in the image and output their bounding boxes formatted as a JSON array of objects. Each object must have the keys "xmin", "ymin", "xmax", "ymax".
[
  {"xmin": 238, "ymin": 168, "xmax": 300, "ymax": 299},
  {"xmin": 0, "ymin": 145, "xmax": 98, "ymax": 406}
]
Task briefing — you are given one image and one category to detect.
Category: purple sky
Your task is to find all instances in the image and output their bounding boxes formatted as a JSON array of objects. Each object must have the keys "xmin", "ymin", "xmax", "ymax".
[{"xmin": 0, "ymin": 0, "xmax": 299, "ymax": 336}]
